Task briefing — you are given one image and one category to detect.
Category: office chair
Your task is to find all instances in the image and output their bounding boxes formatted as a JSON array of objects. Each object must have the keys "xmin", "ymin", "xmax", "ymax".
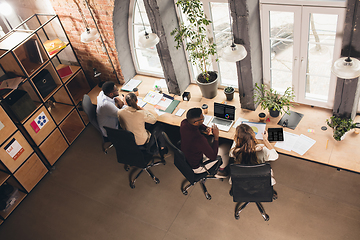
[
  {"xmin": 82, "ymin": 94, "xmax": 113, "ymax": 154},
  {"xmin": 162, "ymin": 132, "xmax": 221, "ymax": 200},
  {"xmin": 104, "ymin": 126, "xmax": 165, "ymax": 188},
  {"xmin": 230, "ymin": 163, "xmax": 277, "ymax": 221}
]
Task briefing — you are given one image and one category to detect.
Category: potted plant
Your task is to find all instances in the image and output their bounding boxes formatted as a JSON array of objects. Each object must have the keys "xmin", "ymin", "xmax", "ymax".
[
  {"xmin": 253, "ymin": 83, "xmax": 295, "ymax": 117},
  {"xmin": 171, "ymin": 0, "xmax": 218, "ymax": 99},
  {"xmin": 326, "ymin": 116, "xmax": 356, "ymax": 141},
  {"xmin": 224, "ymin": 86, "xmax": 235, "ymax": 101}
]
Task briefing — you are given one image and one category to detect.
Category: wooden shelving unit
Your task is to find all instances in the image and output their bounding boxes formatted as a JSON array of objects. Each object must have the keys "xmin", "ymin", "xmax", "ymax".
[{"xmin": 0, "ymin": 14, "xmax": 92, "ymax": 224}]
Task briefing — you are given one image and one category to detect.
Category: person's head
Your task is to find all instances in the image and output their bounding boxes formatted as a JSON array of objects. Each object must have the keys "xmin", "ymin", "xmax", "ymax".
[
  {"xmin": 232, "ymin": 124, "xmax": 260, "ymax": 165},
  {"xmin": 186, "ymin": 108, "xmax": 204, "ymax": 127},
  {"xmin": 125, "ymin": 92, "xmax": 138, "ymax": 109},
  {"xmin": 102, "ymin": 81, "xmax": 119, "ymax": 98}
]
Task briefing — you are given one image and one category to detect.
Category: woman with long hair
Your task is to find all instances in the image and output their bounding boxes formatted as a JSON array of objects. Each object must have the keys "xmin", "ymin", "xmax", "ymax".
[{"xmin": 230, "ymin": 123, "xmax": 278, "ymax": 185}]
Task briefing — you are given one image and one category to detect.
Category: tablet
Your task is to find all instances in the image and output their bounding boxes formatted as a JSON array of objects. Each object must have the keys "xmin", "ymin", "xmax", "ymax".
[{"xmin": 267, "ymin": 128, "xmax": 284, "ymax": 141}]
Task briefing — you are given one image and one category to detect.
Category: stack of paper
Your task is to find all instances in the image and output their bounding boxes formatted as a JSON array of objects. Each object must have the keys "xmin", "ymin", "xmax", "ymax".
[
  {"xmin": 275, "ymin": 132, "xmax": 316, "ymax": 155},
  {"xmin": 121, "ymin": 79, "xmax": 142, "ymax": 92}
]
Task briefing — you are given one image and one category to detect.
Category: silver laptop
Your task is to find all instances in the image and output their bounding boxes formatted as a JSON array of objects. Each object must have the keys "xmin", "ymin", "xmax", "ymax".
[{"xmin": 209, "ymin": 102, "xmax": 235, "ymax": 132}]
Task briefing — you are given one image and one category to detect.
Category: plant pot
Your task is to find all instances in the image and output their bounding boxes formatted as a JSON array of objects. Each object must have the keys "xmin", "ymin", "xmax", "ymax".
[
  {"xmin": 269, "ymin": 109, "xmax": 280, "ymax": 118},
  {"xmin": 196, "ymin": 71, "xmax": 218, "ymax": 99},
  {"xmin": 224, "ymin": 88, "xmax": 235, "ymax": 101}
]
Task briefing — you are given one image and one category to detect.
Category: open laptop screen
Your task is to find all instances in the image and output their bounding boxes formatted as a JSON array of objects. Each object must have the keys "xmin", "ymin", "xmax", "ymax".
[{"xmin": 214, "ymin": 102, "xmax": 235, "ymax": 120}]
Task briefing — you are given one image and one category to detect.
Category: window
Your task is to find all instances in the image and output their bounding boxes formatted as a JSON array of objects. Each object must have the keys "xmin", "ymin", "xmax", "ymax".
[
  {"xmin": 131, "ymin": 0, "xmax": 163, "ymax": 77},
  {"xmin": 260, "ymin": 1, "xmax": 346, "ymax": 109},
  {"xmin": 176, "ymin": 0, "xmax": 238, "ymax": 88}
]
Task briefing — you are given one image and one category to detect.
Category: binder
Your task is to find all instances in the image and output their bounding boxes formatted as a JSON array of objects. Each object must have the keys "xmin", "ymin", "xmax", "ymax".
[{"xmin": 163, "ymin": 100, "xmax": 180, "ymax": 114}]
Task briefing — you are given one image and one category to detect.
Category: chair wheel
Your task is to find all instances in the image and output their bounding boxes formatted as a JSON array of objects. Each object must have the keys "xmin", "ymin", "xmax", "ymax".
[
  {"xmin": 263, "ymin": 214, "xmax": 269, "ymax": 221},
  {"xmin": 154, "ymin": 178, "xmax": 160, "ymax": 184},
  {"xmin": 235, "ymin": 213, "xmax": 240, "ymax": 220},
  {"xmin": 182, "ymin": 190, "xmax": 188, "ymax": 195},
  {"xmin": 130, "ymin": 182, "xmax": 135, "ymax": 189},
  {"xmin": 124, "ymin": 165, "xmax": 130, "ymax": 171},
  {"xmin": 162, "ymin": 161, "xmax": 166, "ymax": 165},
  {"xmin": 205, "ymin": 193, "xmax": 212, "ymax": 200}
]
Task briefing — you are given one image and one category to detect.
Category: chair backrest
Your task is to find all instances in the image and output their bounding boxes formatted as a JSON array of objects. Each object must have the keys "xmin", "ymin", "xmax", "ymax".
[
  {"xmin": 82, "ymin": 94, "xmax": 101, "ymax": 134},
  {"xmin": 162, "ymin": 132, "xmax": 196, "ymax": 184},
  {"xmin": 104, "ymin": 126, "xmax": 149, "ymax": 168},
  {"xmin": 230, "ymin": 163, "xmax": 273, "ymax": 203}
]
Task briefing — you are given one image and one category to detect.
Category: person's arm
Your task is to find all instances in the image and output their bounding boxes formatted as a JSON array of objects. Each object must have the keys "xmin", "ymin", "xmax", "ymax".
[
  {"xmin": 142, "ymin": 110, "xmax": 157, "ymax": 124},
  {"xmin": 262, "ymin": 130, "xmax": 274, "ymax": 150},
  {"xmin": 114, "ymin": 96, "xmax": 124, "ymax": 109},
  {"xmin": 201, "ymin": 124, "xmax": 219, "ymax": 160}
]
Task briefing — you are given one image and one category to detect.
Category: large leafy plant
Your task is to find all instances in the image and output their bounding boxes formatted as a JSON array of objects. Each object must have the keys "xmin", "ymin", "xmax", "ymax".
[
  {"xmin": 326, "ymin": 116, "xmax": 356, "ymax": 141},
  {"xmin": 253, "ymin": 83, "xmax": 295, "ymax": 115},
  {"xmin": 171, "ymin": 0, "xmax": 217, "ymax": 82}
]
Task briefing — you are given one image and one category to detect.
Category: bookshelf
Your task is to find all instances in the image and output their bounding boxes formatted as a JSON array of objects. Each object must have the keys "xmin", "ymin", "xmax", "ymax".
[{"xmin": 0, "ymin": 14, "xmax": 92, "ymax": 224}]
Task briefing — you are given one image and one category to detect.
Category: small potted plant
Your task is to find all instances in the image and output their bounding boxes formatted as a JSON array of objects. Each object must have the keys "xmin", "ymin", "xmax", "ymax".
[
  {"xmin": 326, "ymin": 116, "xmax": 356, "ymax": 141},
  {"xmin": 253, "ymin": 83, "xmax": 295, "ymax": 117},
  {"xmin": 171, "ymin": 0, "xmax": 218, "ymax": 99},
  {"xmin": 224, "ymin": 86, "xmax": 235, "ymax": 101}
]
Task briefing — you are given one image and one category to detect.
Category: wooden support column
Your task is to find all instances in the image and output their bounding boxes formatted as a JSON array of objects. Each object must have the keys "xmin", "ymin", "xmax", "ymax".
[
  {"xmin": 144, "ymin": 0, "xmax": 191, "ymax": 95},
  {"xmin": 230, "ymin": 0, "xmax": 262, "ymax": 111},
  {"xmin": 333, "ymin": 0, "xmax": 360, "ymax": 119}
]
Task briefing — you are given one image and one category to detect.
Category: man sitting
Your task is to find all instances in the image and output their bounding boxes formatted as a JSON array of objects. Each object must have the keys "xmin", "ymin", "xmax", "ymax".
[
  {"xmin": 96, "ymin": 81, "xmax": 125, "ymax": 137},
  {"xmin": 180, "ymin": 108, "xmax": 229, "ymax": 177}
]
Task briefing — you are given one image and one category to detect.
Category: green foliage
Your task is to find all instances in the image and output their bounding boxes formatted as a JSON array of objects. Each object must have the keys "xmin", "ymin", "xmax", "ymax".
[
  {"xmin": 224, "ymin": 86, "xmax": 234, "ymax": 93},
  {"xmin": 171, "ymin": 0, "xmax": 217, "ymax": 81},
  {"xmin": 326, "ymin": 116, "xmax": 356, "ymax": 141},
  {"xmin": 253, "ymin": 83, "xmax": 295, "ymax": 115}
]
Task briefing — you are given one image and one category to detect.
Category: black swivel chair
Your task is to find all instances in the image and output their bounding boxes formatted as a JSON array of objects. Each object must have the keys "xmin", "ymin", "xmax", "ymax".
[
  {"xmin": 230, "ymin": 163, "xmax": 277, "ymax": 221},
  {"xmin": 82, "ymin": 94, "xmax": 113, "ymax": 153},
  {"xmin": 162, "ymin": 132, "xmax": 221, "ymax": 200},
  {"xmin": 104, "ymin": 126, "xmax": 165, "ymax": 188}
]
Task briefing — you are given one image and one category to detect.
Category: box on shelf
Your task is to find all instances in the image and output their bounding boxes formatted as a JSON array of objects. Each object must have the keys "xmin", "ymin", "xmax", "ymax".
[
  {"xmin": 33, "ymin": 69, "xmax": 57, "ymax": 98},
  {"xmin": 4, "ymin": 89, "xmax": 37, "ymax": 121},
  {"xmin": 0, "ymin": 184, "xmax": 20, "ymax": 212}
]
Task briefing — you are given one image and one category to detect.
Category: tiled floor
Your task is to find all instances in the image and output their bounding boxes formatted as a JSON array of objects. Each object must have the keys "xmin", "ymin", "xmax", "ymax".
[{"xmin": 0, "ymin": 126, "xmax": 360, "ymax": 240}]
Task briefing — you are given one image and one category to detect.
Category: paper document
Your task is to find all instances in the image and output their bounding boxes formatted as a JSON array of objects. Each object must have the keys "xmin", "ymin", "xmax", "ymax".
[
  {"xmin": 175, "ymin": 108, "xmax": 185, "ymax": 117},
  {"xmin": 292, "ymin": 134, "xmax": 316, "ymax": 156},
  {"xmin": 143, "ymin": 90, "xmax": 163, "ymax": 105},
  {"xmin": 153, "ymin": 78, "xmax": 167, "ymax": 89},
  {"xmin": 204, "ymin": 115, "xmax": 213, "ymax": 126},
  {"xmin": 154, "ymin": 94, "xmax": 174, "ymax": 111},
  {"xmin": 242, "ymin": 122, "xmax": 266, "ymax": 140},
  {"xmin": 154, "ymin": 108, "xmax": 166, "ymax": 116},
  {"xmin": 137, "ymin": 98, "xmax": 147, "ymax": 108},
  {"xmin": 0, "ymin": 77, "xmax": 23, "ymax": 90},
  {"xmin": 232, "ymin": 117, "xmax": 249, "ymax": 129},
  {"xmin": 121, "ymin": 79, "xmax": 142, "ymax": 92},
  {"xmin": 275, "ymin": 132, "xmax": 299, "ymax": 152}
]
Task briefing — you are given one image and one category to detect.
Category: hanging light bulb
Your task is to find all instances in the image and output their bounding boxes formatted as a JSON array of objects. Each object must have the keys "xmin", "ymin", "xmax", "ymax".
[
  {"xmin": 138, "ymin": 31, "xmax": 159, "ymax": 48},
  {"xmin": 136, "ymin": 0, "xmax": 159, "ymax": 49},
  {"xmin": 331, "ymin": 0, "xmax": 360, "ymax": 79},
  {"xmin": 223, "ymin": 43, "xmax": 247, "ymax": 62},
  {"xmin": 332, "ymin": 57, "xmax": 360, "ymax": 79},
  {"xmin": 222, "ymin": 4, "xmax": 247, "ymax": 62},
  {"xmin": 80, "ymin": 27, "xmax": 100, "ymax": 43}
]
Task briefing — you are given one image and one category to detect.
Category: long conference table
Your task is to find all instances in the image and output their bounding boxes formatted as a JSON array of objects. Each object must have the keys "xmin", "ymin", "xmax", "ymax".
[{"xmin": 88, "ymin": 75, "xmax": 360, "ymax": 173}]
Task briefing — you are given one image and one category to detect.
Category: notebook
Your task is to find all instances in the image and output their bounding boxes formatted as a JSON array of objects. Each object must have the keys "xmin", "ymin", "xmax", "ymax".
[{"xmin": 208, "ymin": 102, "xmax": 235, "ymax": 132}]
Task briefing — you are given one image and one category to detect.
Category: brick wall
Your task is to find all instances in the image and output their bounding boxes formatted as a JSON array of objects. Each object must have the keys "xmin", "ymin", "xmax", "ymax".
[{"xmin": 49, "ymin": 0, "xmax": 124, "ymax": 85}]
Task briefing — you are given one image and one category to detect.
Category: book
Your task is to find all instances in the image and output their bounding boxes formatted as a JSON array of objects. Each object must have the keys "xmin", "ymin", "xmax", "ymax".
[
  {"xmin": 57, "ymin": 66, "xmax": 73, "ymax": 78},
  {"xmin": 121, "ymin": 79, "xmax": 142, "ymax": 92},
  {"xmin": 43, "ymin": 38, "xmax": 66, "ymax": 55}
]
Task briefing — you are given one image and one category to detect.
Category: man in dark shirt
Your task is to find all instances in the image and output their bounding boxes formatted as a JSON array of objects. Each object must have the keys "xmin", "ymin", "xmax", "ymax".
[{"xmin": 180, "ymin": 108, "xmax": 228, "ymax": 177}]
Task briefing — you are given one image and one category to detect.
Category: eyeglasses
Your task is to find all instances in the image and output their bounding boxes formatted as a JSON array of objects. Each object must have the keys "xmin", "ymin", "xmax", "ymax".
[{"xmin": 194, "ymin": 117, "xmax": 204, "ymax": 123}]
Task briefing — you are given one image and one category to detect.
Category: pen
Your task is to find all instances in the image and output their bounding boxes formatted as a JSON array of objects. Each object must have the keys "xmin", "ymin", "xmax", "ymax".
[{"xmin": 326, "ymin": 139, "xmax": 329, "ymax": 149}]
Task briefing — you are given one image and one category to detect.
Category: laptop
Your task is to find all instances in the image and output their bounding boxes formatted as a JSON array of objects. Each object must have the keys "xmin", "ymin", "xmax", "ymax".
[{"xmin": 208, "ymin": 102, "xmax": 235, "ymax": 132}]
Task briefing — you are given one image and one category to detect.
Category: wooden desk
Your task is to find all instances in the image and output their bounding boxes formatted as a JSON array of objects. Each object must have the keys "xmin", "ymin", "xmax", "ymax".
[{"xmin": 88, "ymin": 75, "xmax": 360, "ymax": 173}]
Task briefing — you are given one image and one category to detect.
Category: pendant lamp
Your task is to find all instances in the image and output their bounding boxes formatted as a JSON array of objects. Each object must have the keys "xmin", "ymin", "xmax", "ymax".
[
  {"xmin": 332, "ymin": 0, "xmax": 360, "ymax": 79},
  {"xmin": 136, "ymin": 0, "xmax": 159, "ymax": 48},
  {"xmin": 223, "ymin": 43, "xmax": 247, "ymax": 62},
  {"xmin": 222, "ymin": 5, "xmax": 247, "ymax": 62},
  {"xmin": 80, "ymin": 27, "xmax": 100, "ymax": 43}
]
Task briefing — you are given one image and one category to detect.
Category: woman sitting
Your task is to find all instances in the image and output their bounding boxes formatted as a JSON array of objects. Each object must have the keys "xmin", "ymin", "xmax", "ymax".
[
  {"xmin": 230, "ymin": 123, "xmax": 278, "ymax": 185},
  {"xmin": 118, "ymin": 92, "xmax": 166, "ymax": 155}
]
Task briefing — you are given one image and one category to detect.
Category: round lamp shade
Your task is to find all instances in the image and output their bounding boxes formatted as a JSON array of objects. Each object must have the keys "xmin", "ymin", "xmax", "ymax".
[
  {"xmin": 138, "ymin": 32, "xmax": 159, "ymax": 48},
  {"xmin": 222, "ymin": 43, "xmax": 247, "ymax": 62},
  {"xmin": 81, "ymin": 28, "xmax": 100, "ymax": 43},
  {"xmin": 332, "ymin": 57, "xmax": 360, "ymax": 79}
]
